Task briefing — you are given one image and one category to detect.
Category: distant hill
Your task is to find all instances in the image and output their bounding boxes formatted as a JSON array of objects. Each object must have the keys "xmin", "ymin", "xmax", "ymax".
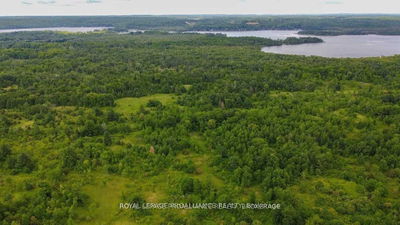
[{"xmin": 1, "ymin": 15, "xmax": 400, "ymax": 35}]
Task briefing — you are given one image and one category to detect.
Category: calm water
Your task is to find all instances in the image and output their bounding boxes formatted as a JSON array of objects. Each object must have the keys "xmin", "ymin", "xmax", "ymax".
[
  {"xmin": 193, "ymin": 30, "xmax": 400, "ymax": 58},
  {"xmin": 0, "ymin": 27, "xmax": 110, "ymax": 33},
  {"xmin": 192, "ymin": 30, "xmax": 303, "ymax": 39}
]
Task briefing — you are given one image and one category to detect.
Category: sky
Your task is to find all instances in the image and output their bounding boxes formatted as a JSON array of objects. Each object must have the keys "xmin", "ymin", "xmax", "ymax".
[{"xmin": 0, "ymin": 0, "xmax": 399, "ymax": 16}]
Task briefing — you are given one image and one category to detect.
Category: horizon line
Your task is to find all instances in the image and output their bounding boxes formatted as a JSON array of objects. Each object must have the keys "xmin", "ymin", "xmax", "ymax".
[{"xmin": 1, "ymin": 13, "xmax": 400, "ymax": 17}]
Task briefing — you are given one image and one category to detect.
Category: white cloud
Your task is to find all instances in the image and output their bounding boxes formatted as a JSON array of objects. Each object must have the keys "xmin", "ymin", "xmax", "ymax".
[{"xmin": 0, "ymin": 0, "xmax": 398, "ymax": 16}]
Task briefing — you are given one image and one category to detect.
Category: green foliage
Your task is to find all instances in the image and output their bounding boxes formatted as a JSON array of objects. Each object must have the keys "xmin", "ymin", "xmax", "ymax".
[
  {"xmin": 147, "ymin": 99, "xmax": 163, "ymax": 108},
  {"xmin": 0, "ymin": 27, "xmax": 399, "ymax": 225},
  {"xmin": 103, "ymin": 131, "xmax": 112, "ymax": 146},
  {"xmin": 0, "ymin": 144, "xmax": 11, "ymax": 162},
  {"xmin": 1, "ymin": 15, "xmax": 400, "ymax": 35},
  {"xmin": 283, "ymin": 37, "xmax": 323, "ymax": 45}
]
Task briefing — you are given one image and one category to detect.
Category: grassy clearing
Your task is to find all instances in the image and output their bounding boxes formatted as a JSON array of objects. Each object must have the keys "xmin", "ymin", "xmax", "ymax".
[
  {"xmin": 269, "ymin": 91, "xmax": 294, "ymax": 97},
  {"xmin": 114, "ymin": 94, "xmax": 177, "ymax": 150},
  {"xmin": 12, "ymin": 120, "xmax": 34, "ymax": 130},
  {"xmin": 115, "ymin": 94, "xmax": 176, "ymax": 115},
  {"xmin": 289, "ymin": 177, "xmax": 361, "ymax": 211},
  {"xmin": 183, "ymin": 84, "xmax": 193, "ymax": 91},
  {"xmin": 174, "ymin": 133, "xmax": 224, "ymax": 188},
  {"xmin": 190, "ymin": 133, "xmax": 207, "ymax": 152},
  {"xmin": 78, "ymin": 174, "xmax": 134, "ymax": 225},
  {"xmin": 77, "ymin": 170, "xmax": 178, "ymax": 225},
  {"xmin": 2, "ymin": 85, "xmax": 18, "ymax": 91},
  {"xmin": 177, "ymin": 153, "xmax": 224, "ymax": 188},
  {"xmin": 121, "ymin": 131, "xmax": 145, "ymax": 146}
]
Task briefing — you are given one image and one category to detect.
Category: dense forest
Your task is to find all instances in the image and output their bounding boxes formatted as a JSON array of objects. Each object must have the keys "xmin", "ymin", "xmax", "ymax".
[
  {"xmin": 0, "ymin": 29, "xmax": 400, "ymax": 225},
  {"xmin": 1, "ymin": 15, "xmax": 400, "ymax": 35}
]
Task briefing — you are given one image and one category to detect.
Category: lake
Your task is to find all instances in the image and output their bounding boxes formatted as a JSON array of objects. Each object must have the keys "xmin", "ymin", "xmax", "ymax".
[
  {"xmin": 0, "ymin": 27, "xmax": 111, "ymax": 33},
  {"xmin": 192, "ymin": 30, "xmax": 400, "ymax": 58},
  {"xmin": 192, "ymin": 30, "xmax": 303, "ymax": 39}
]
